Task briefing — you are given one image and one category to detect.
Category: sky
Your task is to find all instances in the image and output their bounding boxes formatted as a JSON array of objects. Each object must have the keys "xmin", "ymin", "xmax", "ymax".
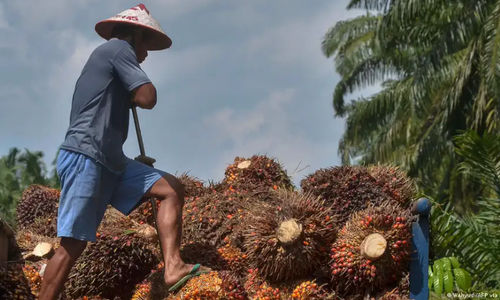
[{"xmin": 0, "ymin": 1, "xmax": 367, "ymax": 187}]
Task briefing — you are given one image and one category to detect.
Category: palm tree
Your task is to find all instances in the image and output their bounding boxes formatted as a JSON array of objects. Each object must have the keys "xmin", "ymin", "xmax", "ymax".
[
  {"xmin": 431, "ymin": 131, "xmax": 500, "ymax": 288},
  {"xmin": 323, "ymin": 0, "xmax": 500, "ymax": 205}
]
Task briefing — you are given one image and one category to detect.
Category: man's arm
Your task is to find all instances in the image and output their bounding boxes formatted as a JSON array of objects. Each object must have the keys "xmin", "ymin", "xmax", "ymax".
[{"xmin": 132, "ymin": 83, "xmax": 157, "ymax": 109}]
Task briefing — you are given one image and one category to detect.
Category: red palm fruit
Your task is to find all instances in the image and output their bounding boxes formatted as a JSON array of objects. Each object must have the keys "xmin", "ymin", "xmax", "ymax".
[
  {"xmin": 290, "ymin": 280, "xmax": 335, "ymax": 299},
  {"xmin": 23, "ymin": 265, "xmax": 42, "ymax": 298},
  {"xmin": 368, "ymin": 165, "xmax": 415, "ymax": 207},
  {"xmin": 177, "ymin": 173, "xmax": 208, "ymax": 199},
  {"xmin": 330, "ymin": 201, "xmax": 413, "ymax": 296},
  {"xmin": 129, "ymin": 198, "xmax": 161, "ymax": 226},
  {"xmin": 243, "ymin": 189, "xmax": 337, "ymax": 282},
  {"xmin": 222, "ymin": 155, "xmax": 293, "ymax": 196},
  {"xmin": 131, "ymin": 280, "xmax": 151, "ymax": 300},
  {"xmin": 218, "ymin": 242, "xmax": 247, "ymax": 276},
  {"xmin": 182, "ymin": 191, "xmax": 248, "ymax": 248},
  {"xmin": 166, "ymin": 271, "xmax": 247, "ymax": 300},
  {"xmin": 300, "ymin": 166, "xmax": 390, "ymax": 226}
]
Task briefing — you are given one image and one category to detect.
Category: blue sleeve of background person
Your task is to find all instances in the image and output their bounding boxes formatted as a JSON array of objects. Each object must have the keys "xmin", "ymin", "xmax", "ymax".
[{"xmin": 112, "ymin": 43, "xmax": 151, "ymax": 92}]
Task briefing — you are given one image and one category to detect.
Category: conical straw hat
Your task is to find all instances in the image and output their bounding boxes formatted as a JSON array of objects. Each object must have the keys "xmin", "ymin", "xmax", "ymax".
[{"xmin": 95, "ymin": 4, "xmax": 172, "ymax": 50}]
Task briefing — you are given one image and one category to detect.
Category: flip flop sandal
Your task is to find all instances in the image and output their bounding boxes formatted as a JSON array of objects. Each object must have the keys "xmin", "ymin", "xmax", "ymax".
[{"xmin": 167, "ymin": 263, "xmax": 210, "ymax": 292}]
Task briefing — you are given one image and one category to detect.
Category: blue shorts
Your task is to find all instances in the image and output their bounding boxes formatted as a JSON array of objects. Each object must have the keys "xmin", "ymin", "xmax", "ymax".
[{"xmin": 56, "ymin": 149, "xmax": 166, "ymax": 242}]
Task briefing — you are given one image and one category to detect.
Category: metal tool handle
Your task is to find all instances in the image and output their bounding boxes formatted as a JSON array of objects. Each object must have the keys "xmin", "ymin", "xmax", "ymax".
[{"xmin": 131, "ymin": 106, "xmax": 156, "ymax": 166}]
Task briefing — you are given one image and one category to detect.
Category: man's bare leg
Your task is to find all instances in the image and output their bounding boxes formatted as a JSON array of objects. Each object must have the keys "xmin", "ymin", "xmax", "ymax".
[
  {"xmin": 39, "ymin": 237, "xmax": 87, "ymax": 300},
  {"xmin": 146, "ymin": 174, "xmax": 203, "ymax": 286}
]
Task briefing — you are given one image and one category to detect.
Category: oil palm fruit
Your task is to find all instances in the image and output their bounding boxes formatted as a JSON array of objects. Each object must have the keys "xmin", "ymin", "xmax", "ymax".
[
  {"xmin": 301, "ymin": 166, "xmax": 390, "ymax": 226},
  {"xmin": 0, "ymin": 263, "xmax": 34, "ymax": 299},
  {"xmin": 217, "ymin": 242, "xmax": 247, "ymax": 276},
  {"xmin": 65, "ymin": 232, "xmax": 159, "ymax": 299},
  {"xmin": 182, "ymin": 191, "xmax": 247, "ymax": 248},
  {"xmin": 219, "ymin": 271, "xmax": 248, "ymax": 300},
  {"xmin": 368, "ymin": 165, "xmax": 415, "ymax": 207},
  {"xmin": 23, "ymin": 265, "xmax": 42, "ymax": 298},
  {"xmin": 223, "ymin": 155, "xmax": 293, "ymax": 195},
  {"xmin": 243, "ymin": 189, "xmax": 337, "ymax": 282},
  {"xmin": 290, "ymin": 280, "xmax": 333, "ymax": 299},
  {"xmin": 178, "ymin": 173, "xmax": 208, "ymax": 199},
  {"xmin": 131, "ymin": 280, "xmax": 151, "ymax": 300},
  {"xmin": 252, "ymin": 283, "xmax": 283, "ymax": 300},
  {"xmin": 129, "ymin": 198, "xmax": 161, "ymax": 226},
  {"xmin": 330, "ymin": 201, "xmax": 412, "ymax": 295},
  {"xmin": 16, "ymin": 185, "xmax": 60, "ymax": 237},
  {"xmin": 166, "ymin": 271, "xmax": 247, "ymax": 300},
  {"xmin": 244, "ymin": 268, "xmax": 266, "ymax": 297}
]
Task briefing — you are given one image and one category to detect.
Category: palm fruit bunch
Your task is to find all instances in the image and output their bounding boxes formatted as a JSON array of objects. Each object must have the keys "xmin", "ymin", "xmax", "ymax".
[
  {"xmin": 64, "ymin": 233, "xmax": 159, "ymax": 299},
  {"xmin": 178, "ymin": 173, "xmax": 208, "ymax": 199},
  {"xmin": 330, "ymin": 201, "xmax": 412, "ymax": 296},
  {"xmin": 96, "ymin": 207, "xmax": 137, "ymax": 238},
  {"xmin": 165, "ymin": 271, "xmax": 247, "ymax": 300},
  {"xmin": 223, "ymin": 155, "xmax": 293, "ymax": 196},
  {"xmin": 243, "ymin": 189, "xmax": 337, "ymax": 282},
  {"xmin": 22, "ymin": 264, "xmax": 42, "ymax": 298},
  {"xmin": 300, "ymin": 166, "xmax": 389, "ymax": 226},
  {"xmin": 368, "ymin": 166, "xmax": 415, "ymax": 207},
  {"xmin": 182, "ymin": 191, "xmax": 247, "ymax": 248},
  {"xmin": 16, "ymin": 185, "xmax": 60, "ymax": 237},
  {"xmin": 290, "ymin": 280, "xmax": 332, "ymax": 300},
  {"xmin": 0, "ymin": 263, "xmax": 34, "ymax": 299}
]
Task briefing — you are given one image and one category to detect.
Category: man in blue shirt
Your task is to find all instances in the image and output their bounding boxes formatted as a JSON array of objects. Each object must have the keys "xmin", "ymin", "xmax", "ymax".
[{"xmin": 40, "ymin": 5, "xmax": 207, "ymax": 299}]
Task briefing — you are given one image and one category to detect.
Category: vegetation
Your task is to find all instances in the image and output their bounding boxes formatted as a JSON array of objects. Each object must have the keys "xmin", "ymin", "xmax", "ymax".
[
  {"xmin": 0, "ymin": 148, "xmax": 58, "ymax": 227},
  {"xmin": 323, "ymin": 0, "xmax": 500, "ymax": 289}
]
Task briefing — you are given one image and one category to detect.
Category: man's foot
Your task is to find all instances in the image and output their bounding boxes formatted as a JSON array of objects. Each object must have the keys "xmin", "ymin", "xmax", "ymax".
[{"xmin": 164, "ymin": 263, "xmax": 211, "ymax": 289}]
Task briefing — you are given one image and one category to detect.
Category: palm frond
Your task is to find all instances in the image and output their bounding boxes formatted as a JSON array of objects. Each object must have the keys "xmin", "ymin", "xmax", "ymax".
[
  {"xmin": 431, "ymin": 200, "xmax": 500, "ymax": 286},
  {"xmin": 347, "ymin": 0, "xmax": 391, "ymax": 11},
  {"xmin": 454, "ymin": 130, "xmax": 500, "ymax": 196},
  {"xmin": 322, "ymin": 14, "xmax": 380, "ymax": 58}
]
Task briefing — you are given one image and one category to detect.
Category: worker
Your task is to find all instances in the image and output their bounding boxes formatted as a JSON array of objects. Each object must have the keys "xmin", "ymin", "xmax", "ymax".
[{"xmin": 39, "ymin": 4, "xmax": 208, "ymax": 299}]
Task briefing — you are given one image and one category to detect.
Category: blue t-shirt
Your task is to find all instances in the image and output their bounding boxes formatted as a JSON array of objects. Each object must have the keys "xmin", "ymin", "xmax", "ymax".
[{"xmin": 60, "ymin": 38, "xmax": 151, "ymax": 174}]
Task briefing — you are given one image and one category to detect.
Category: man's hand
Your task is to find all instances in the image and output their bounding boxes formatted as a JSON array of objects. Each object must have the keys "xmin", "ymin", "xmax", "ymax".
[
  {"xmin": 134, "ymin": 155, "xmax": 156, "ymax": 167},
  {"xmin": 132, "ymin": 83, "xmax": 157, "ymax": 109}
]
